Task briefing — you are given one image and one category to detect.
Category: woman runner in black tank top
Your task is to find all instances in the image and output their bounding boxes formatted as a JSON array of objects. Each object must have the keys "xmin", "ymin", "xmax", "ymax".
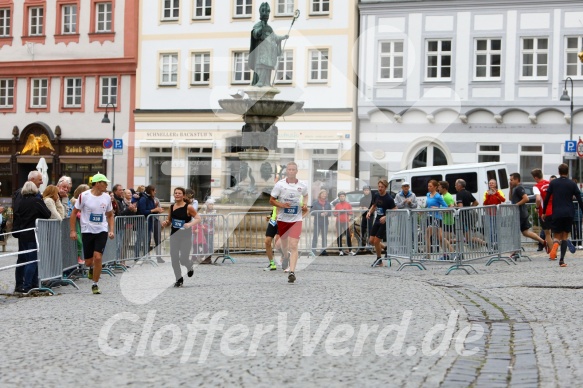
[{"xmin": 162, "ymin": 187, "xmax": 201, "ymax": 287}]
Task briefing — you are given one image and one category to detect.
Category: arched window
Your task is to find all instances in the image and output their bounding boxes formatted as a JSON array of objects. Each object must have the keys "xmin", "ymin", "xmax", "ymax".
[{"xmin": 411, "ymin": 145, "xmax": 448, "ymax": 168}]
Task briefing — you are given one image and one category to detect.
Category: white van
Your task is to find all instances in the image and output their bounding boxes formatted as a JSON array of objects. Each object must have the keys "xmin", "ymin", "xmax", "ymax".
[{"xmin": 387, "ymin": 162, "xmax": 510, "ymax": 207}]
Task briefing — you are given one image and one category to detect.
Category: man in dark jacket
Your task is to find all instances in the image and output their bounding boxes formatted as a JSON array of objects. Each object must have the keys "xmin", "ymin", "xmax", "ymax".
[
  {"xmin": 14, "ymin": 181, "xmax": 51, "ymax": 293},
  {"xmin": 137, "ymin": 185, "xmax": 165, "ymax": 263},
  {"xmin": 12, "ymin": 170, "xmax": 44, "ymax": 293}
]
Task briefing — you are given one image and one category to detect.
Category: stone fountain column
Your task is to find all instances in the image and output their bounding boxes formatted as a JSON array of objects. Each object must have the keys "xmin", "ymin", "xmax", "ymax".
[{"xmin": 219, "ymin": 86, "xmax": 303, "ymax": 202}]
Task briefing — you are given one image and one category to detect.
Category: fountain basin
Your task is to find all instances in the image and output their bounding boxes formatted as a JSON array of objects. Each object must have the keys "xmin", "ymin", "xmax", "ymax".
[{"xmin": 219, "ymin": 99, "xmax": 304, "ymax": 118}]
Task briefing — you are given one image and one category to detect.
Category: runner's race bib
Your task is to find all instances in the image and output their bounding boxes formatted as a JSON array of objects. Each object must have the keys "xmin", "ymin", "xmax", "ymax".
[
  {"xmin": 284, "ymin": 206, "xmax": 299, "ymax": 215},
  {"xmin": 89, "ymin": 213, "xmax": 103, "ymax": 223},
  {"xmin": 172, "ymin": 219, "xmax": 185, "ymax": 229},
  {"xmin": 376, "ymin": 208, "xmax": 385, "ymax": 216}
]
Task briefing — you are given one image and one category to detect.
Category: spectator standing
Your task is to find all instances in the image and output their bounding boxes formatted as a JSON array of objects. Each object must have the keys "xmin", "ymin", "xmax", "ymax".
[
  {"xmin": 13, "ymin": 181, "xmax": 51, "ymax": 293},
  {"xmin": 438, "ymin": 181, "xmax": 456, "ymax": 241},
  {"xmin": 185, "ymin": 189, "xmax": 199, "ymax": 211},
  {"xmin": 311, "ymin": 189, "xmax": 331, "ymax": 256},
  {"xmin": 455, "ymin": 179, "xmax": 486, "ymax": 248},
  {"xmin": 200, "ymin": 198, "xmax": 217, "ymax": 265},
  {"xmin": 482, "ymin": 179, "xmax": 505, "ymax": 250},
  {"xmin": 161, "ymin": 187, "xmax": 201, "ymax": 287},
  {"xmin": 367, "ymin": 179, "xmax": 396, "ymax": 267},
  {"xmin": 42, "ymin": 185, "xmax": 65, "ymax": 220},
  {"xmin": 543, "ymin": 164, "xmax": 583, "ymax": 266},
  {"xmin": 12, "ymin": 170, "xmax": 43, "ymax": 293},
  {"xmin": 509, "ymin": 173, "xmax": 546, "ymax": 259},
  {"xmin": 395, "ymin": 182, "xmax": 418, "ymax": 209},
  {"xmin": 69, "ymin": 173, "xmax": 114, "ymax": 294},
  {"xmin": 57, "ymin": 176, "xmax": 73, "ymax": 217},
  {"xmin": 334, "ymin": 191, "xmax": 355, "ymax": 256},
  {"xmin": 425, "ymin": 180, "xmax": 452, "ymax": 260},
  {"xmin": 359, "ymin": 185, "xmax": 374, "ymax": 250},
  {"xmin": 137, "ymin": 185, "xmax": 165, "ymax": 263}
]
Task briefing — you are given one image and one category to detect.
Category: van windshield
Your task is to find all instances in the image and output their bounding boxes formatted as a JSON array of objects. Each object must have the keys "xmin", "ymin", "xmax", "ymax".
[{"xmin": 411, "ymin": 175, "xmax": 443, "ymax": 196}]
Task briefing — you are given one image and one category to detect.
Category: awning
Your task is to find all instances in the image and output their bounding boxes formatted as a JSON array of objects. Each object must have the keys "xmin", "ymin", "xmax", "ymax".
[
  {"xmin": 136, "ymin": 140, "xmax": 174, "ymax": 148},
  {"xmin": 16, "ymin": 156, "xmax": 53, "ymax": 163},
  {"xmin": 297, "ymin": 142, "xmax": 340, "ymax": 150},
  {"xmin": 174, "ymin": 140, "xmax": 214, "ymax": 148},
  {"xmin": 59, "ymin": 156, "xmax": 104, "ymax": 164}
]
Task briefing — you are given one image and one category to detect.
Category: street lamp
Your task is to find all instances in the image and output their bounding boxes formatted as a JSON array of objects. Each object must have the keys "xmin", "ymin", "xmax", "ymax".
[{"xmin": 101, "ymin": 102, "xmax": 116, "ymax": 185}]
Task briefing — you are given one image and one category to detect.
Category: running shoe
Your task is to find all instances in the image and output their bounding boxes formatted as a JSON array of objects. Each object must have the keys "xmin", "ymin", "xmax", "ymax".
[
  {"xmin": 567, "ymin": 240, "xmax": 577, "ymax": 254},
  {"xmin": 288, "ymin": 271, "xmax": 296, "ymax": 283},
  {"xmin": 560, "ymin": 262, "xmax": 568, "ymax": 267},
  {"xmin": 550, "ymin": 242, "xmax": 559, "ymax": 260},
  {"xmin": 350, "ymin": 250, "xmax": 357, "ymax": 256},
  {"xmin": 174, "ymin": 277, "xmax": 184, "ymax": 287},
  {"xmin": 263, "ymin": 262, "xmax": 277, "ymax": 271},
  {"xmin": 339, "ymin": 251, "xmax": 345, "ymax": 256},
  {"xmin": 87, "ymin": 267, "xmax": 93, "ymax": 280},
  {"xmin": 91, "ymin": 284, "xmax": 101, "ymax": 295},
  {"xmin": 371, "ymin": 258, "xmax": 382, "ymax": 267},
  {"xmin": 187, "ymin": 266, "xmax": 194, "ymax": 277}
]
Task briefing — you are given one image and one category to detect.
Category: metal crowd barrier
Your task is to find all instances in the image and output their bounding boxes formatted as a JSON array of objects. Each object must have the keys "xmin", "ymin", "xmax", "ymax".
[
  {"xmin": 35, "ymin": 219, "xmax": 78, "ymax": 294},
  {"xmin": 113, "ymin": 215, "xmax": 146, "ymax": 268},
  {"xmin": 144, "ymin": 214, "xmax": 169, "ymax": 266},
  {"xmin": 224, "ymin": 211, "xmax": 270, "ymax": 262},
  {"xmin": 193, "ymin": 213, "xmax": 227, "ymax": 264},
  {"xmin": 0, "ymin": 228, "xmax": 41, "ymax": 293},
  {"xmin": 389, "ymin": 204, "xmax": 522, "ymax": 275},
  {"xmin": 305, "ymin": 209, "xmax": 371, "ymax": 256}
]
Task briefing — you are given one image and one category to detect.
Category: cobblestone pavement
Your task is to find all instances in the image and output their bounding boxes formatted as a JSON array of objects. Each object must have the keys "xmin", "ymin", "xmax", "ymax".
[{"xmin": 0, "ymin": 239, "xmax": 582, "ymax": 387}]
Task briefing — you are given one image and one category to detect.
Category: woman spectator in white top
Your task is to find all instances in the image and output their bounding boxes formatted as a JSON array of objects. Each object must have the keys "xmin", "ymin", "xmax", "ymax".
[{"xmin": 42, "ymin": 184, "xmax": 65, "ymax": 220}]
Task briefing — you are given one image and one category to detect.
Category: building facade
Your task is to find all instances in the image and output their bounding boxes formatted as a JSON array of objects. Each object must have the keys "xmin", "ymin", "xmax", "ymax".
[
  {"xmin": 358, "ymin": 0, "xmax": 583, "ymax": 189},
  {"xmin": 0, "ymin": 0, "xmax": 138, "ymax": 199},
  {"xmin": 135, "ymin": 0, "xmax": 359, "ymax": 203}
]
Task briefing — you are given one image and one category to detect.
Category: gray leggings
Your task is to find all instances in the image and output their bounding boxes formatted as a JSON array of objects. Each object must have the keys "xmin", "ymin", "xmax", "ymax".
[{"xmin": 170, "ymin": 230, "xmax": 192, "ymax": 280}]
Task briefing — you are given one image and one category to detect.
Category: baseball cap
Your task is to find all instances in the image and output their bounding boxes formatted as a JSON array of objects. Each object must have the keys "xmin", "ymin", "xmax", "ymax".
[
  {"xmin": 401, "ymin": 181, "xmax": 410, "ymax": 186},
  {"xmin": 91, "ymin": 172, "xmax": 110, "ymax": 183},
  {"xmin": 206, "ymin": 198, "xmax": 215, "ymax": 204},
  {"xmin": 362, "ymin": 185, "xmax": 371, "ymax": 190}
]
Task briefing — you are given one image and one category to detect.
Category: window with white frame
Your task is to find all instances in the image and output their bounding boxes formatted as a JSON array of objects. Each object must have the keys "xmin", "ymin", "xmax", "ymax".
[
  {"xmin": 378, "ymin": 40, "xmax": 404, "ymax": 81},
  {"xmin": 310, "ymin": 0, "xmax": 329, "ymax": 15},
  {"xmin": 521, "ymin": 37, "xmax": 548, "ymax": 79},
  {"xmin": 475, "ymin": 38, "xmax": 501, "ymax": 79},
  {"xmin": 160, "ymin": 53, "xmax": 179, "ymax": 85},
  {"xmin": 64, "ymin": 77, "xmax": 82, "ymax": 107},
  {"xmin": 29, "ymin": 7, "xmax": 43, "ymax": 36},
  {"xmin": 162, "ymin": 0, "xmax": 179, "ymax": 20},
  {"xmin": 275, "ymin": 50, "xmax": 293, "ymax": 84},
  {"xmin": 96, "ymin": 2, "xmax": 112, "ymax": 32},
  {"xmin": 477, "ymin": 145, "xmax": 501, "ymax": 163},
  {"xmin": 31, "ymin": 78, "xmax": 48, "ymax": 108},
  {"xmin": 193, "ymin": 0, "xmax": 211, "ymax": 18},
  {"xmin": 62, "ymin": 4, "xmax": 77, "ymax": 34},
  {"xmin": 566, "ymin": 36, "xmax": 583, "ymax": 78},
  {"xmin": 0, "ymin": 8, "xmax": 10, "ymax": 37},
  {"xmin": 100, "ymin": 76, "xmax": 118, "ymax": 106},
  {"xmin": 276, "ymin": 0, "xmax": 294, "ymax": 16},
  {"xmin": 191, "ymin": 52, "xmax": 210, "ymax": 84},
  {"xmin": 519, "ymin": 145, "xmax": 543, "ymax": 183},
  {"xmin": 234, "ymin": 0, "xmax": 252, "ymax": 17},
  {"xmin": 426, "ymin": 39, "xmax": 451, "ymax": 80},
  {"xmin": 0, "ymin": 79, "xmax": 14, "ymax": 108},
  {"xmin": 233, "ymin": 51, "xmax": 251, "ymax": 83},
  {"xmin": 309, "ymin": 49, "xmax": 328, "ymax": 83}
]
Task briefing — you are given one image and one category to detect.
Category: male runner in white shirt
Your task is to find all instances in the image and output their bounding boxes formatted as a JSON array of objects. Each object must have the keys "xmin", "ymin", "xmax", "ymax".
[{"xmin": 270, "ymin": 162, "xmax": 308, "ymax": 283}]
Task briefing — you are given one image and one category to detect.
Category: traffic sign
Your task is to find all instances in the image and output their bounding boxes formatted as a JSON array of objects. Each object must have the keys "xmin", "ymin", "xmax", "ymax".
[
  {"xmin": 578, "ymin": 138, "xmax": 583, "ymax": 158},
  {"xmin": 102, "ymin": 148, "xmax": 113, "ymax": 160},
  {"xmin": 113, "ymin": 139, "xmax": 123, "ymax": 149},
  {"xmin": 565, "ymin": 140, "xmax": 576, "ymax": 153},
  {"xmin": 103, "ymin": 138, "xmax": 113, "ymax": 149}
]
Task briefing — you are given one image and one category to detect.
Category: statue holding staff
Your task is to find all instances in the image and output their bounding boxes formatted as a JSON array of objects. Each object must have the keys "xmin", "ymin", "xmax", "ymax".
[{"xmin": 249, "ymin": 2, "xmax": 288, "ymax": 87}]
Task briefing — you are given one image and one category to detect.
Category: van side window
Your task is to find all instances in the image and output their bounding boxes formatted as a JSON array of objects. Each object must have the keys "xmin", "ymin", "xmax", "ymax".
[
  {"xmin": 446, "ymin": 172, "xmax": 478, "ymax": 194},
  {"xmin": 498, "ymin": 169, "xmax": 509, "ymax": 189},
  {"xmin": 389, "ymin": 180, "xmax": 402, "ymax": 198},
  {"xmin": 412, "ymin": 175, "xmax": 443, "ymax": 197},
  {"xmin": 487, "ymin": 170, "xmax": 496, "ymax": 182}
]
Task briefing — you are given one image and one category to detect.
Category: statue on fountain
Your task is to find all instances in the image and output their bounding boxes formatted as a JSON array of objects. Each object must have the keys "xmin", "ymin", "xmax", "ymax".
[{"xmin": 249, "ymin": 2, "xmax": 288, "ymax": 87}]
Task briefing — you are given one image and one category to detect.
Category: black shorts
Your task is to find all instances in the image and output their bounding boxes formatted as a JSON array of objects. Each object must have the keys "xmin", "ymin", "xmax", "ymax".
[
  {"xmin": 519, "ymin": 217, "xmax": 531, "ymax": 232},
  {"xmin": 442, "ymin": 223, "xmax": 455, "ymax": 235},
  {"xmin": 552, "ymin": 217, "xmax": 573, "ymax": 234},
  {"xmin": 539, "ymin": 215, "xmax": 552, "ymax": 231},
  {"xmin": 370, "ymin": 222, "xmax": 386, "ymax": 240},
  {"xmin": 265, "ymin": 221, "xmax": 278, "ymax": 238},
  {"xmin": 82, "ymin": 232, "xmax": 108, "ymax": 259}
]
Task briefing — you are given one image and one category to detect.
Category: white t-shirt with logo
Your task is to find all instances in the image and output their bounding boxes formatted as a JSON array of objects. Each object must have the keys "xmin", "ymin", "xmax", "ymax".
[
  {"xmin": 75, "ymin": 191, "xmax": 113, "ymax": 234},
  {"xmin": 271, "ymin": 179, "xmax": 308, "ymax": 223}
]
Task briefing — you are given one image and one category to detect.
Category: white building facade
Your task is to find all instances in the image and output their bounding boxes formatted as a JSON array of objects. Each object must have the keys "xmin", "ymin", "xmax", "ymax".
[
  {"xmin": 135, "ymin": 0, "xmax": 359, "ymax": 203},
  {"xmin": 357, "ymin": 0, "xmax": 583, "ymax": 189}
]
